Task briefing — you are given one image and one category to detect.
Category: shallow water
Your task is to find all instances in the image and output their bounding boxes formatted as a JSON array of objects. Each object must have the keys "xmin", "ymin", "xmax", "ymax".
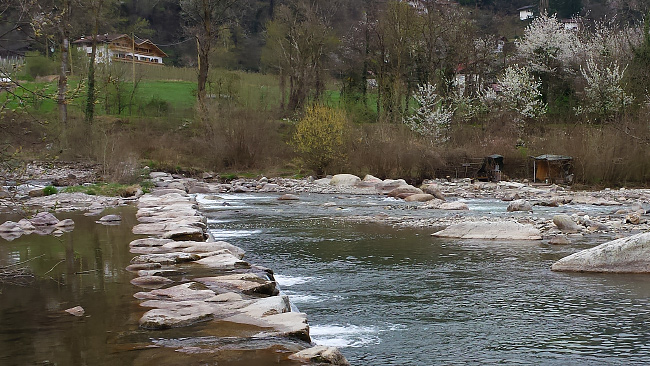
[
  {"xmin": 1, "ymin": 194, "xmax": 649, "ymax": 365},
  {"xmin": 200, "ymin": 193, "xmax": 650, "ymax": 365}
]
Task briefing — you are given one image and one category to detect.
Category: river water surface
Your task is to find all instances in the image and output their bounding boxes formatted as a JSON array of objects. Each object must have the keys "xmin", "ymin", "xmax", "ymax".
[
  {"xmin": 1, "ymin": 194, "xmax": 650, "ymax": 365},
  {"xmin": 200, "ymin": 193, "xmax": 650, "ymax": 365}
]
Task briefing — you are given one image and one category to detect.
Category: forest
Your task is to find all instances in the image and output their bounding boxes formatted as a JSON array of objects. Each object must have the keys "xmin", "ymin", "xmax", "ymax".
[{"xmin": 3, "ymin": 0, "xmax": 650, "ymax": 185}]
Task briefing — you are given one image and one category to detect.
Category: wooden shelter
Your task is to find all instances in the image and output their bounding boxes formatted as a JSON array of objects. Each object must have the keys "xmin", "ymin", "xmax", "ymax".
[{"xmin": 532, "ymin": 155, "xmax": 573, "ymax": 184}]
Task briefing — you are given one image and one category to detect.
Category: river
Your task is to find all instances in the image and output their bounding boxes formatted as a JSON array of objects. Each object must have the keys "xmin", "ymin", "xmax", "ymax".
[{"xmin": 1, "ymin": 194, "xmax": 650, "ymax": 365}]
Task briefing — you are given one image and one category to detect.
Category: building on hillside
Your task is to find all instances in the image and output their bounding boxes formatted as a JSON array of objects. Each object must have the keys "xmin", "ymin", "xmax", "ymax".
[
  {"xmin": 518, "ymin": 5, "xmax": 535, "ymax": 20},
  {"xmin": 73, "ymin": 34, "xmax": 166, "ymax": 65},
  {"xmin": 561, "ymin": 18, "xmax": 583, "ymax": 31}
]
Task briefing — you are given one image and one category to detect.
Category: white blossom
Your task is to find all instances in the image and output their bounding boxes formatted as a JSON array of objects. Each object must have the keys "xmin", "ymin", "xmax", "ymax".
[
  {"xmin": 488, "ymin": 65, "xmax": 546, "ymax": 120},
  {"xmin": 403, "ymin": 83, "xmax": 453, "ymax": 143},
  {"xmin": 578, "ymin": 57, "xmax": 632, "ymax": 119},
  {"xmin": 516, "ymin": 14, "xmax": 581, "ymax": 73}
]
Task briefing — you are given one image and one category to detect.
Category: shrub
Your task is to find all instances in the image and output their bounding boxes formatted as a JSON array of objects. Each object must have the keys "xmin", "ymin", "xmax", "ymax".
[
  {"xmin": 43, "ymin": 185, "xmax": 58, "ymax": 196},
  {"xmin": 24, "ymin": 51, "xmax": 58, "ymax": 78},
  {"xmin": 292, "ymin": 105, "xmax": 348, "ymax": 176}
]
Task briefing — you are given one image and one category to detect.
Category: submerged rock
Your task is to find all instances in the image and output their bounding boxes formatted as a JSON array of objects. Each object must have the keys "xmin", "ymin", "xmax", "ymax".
[
  {"xmin": 433, "ymin": 221, "xmax": 542, "ymax": 240},
  {"xmin": 130, "ymin": 275, "xmax": 174, "ymax": 288},
  {"xmin": 278, "ymin": 194, "xmax": 299, "ymax": 201},
  {"xmin": 65, "ymin": 306, "xmax": 85, "ymax": 317},
  {"xmin": 552, "ymin": 233, "xmax": 650, "ymax": 273}
]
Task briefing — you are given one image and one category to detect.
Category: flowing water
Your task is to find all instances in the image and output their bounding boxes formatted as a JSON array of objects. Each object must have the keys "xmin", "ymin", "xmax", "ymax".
[{"xmin": 1, "ymin": 195, "xmax": 650, "ymax": 365}]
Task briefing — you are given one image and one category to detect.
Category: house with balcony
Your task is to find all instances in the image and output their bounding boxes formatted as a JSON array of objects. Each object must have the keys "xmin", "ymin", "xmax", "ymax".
[{"xmin": 73, "ymin": 34, "xmax": 166, "ymax": 65}]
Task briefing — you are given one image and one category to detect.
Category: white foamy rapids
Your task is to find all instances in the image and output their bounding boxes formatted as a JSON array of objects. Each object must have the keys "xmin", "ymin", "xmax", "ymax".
[
  {"xmin": 209, "ymin": 229, "xmax": 262, "ymax": 240},
  {"xmin": 274, "ymin": 274, "xmax": 314, "ymax": 287},
  {"xmin": 309, "ymin": 324, "xmax": 383, "ymax": 348}
]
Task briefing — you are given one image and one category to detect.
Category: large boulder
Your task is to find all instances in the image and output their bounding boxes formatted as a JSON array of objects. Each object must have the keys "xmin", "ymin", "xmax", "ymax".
[
  {"xmin": 551, "ymin": 233, "xmax": 650, "ymax": 273},
  {"xmin": 552, "ymin": 214, "xmax": 582, "ymax": 233},
  {"xmin": 0, "ymin": 221, "xmax": 23, "ymax": 233},
  {"xmin": 507, "ymin": 199, "xmax": 533, "ymax": 212},
  {"xmin": 375, "ymin": 179, "xmax": 407, "ymax": 194},
  {"xmin": 329, "ymin": 174, "xmax": 361, "ymax": 186},
  {"xmin": 433, "ymin": 221, "xmax": 542, "ymax": 240}
]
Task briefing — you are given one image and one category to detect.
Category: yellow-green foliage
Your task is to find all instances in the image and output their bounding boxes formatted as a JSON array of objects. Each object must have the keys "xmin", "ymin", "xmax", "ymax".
[{"xmin": 292, "ymin": 105, "xmax": 348, "ymax": 176}]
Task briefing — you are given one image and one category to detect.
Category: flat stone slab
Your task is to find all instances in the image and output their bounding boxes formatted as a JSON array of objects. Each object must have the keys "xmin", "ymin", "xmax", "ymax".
[
  {"xmin": 552, "ymin": 232, "xmax": 650, "ymax": 273},
  {"xmin": 196, "ymin": 273, "xmax": 277, "ymax": 296},
  {"xmin": 139, "ymin": 300, "xmax": 215, "ymax": 329},
  {"xmin": 289, "ymin": 345, "xmax": 350, "ymax": 365},
  {"xmin": 433, "ymin": 221, "xmax": 542, "ymax": 240},
  {"xmin": 195, "ymin": 253, "xmax": 250, "ymax": 269}
]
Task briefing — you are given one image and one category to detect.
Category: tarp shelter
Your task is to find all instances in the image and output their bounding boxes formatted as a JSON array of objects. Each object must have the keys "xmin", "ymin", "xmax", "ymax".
[
  {"xmin": 476, "ymin": 154, "xmax": 503, "ymax": 182},
  {"xmin": 533, "ymin": 155, "xmax": 573, "ymax": 184}
]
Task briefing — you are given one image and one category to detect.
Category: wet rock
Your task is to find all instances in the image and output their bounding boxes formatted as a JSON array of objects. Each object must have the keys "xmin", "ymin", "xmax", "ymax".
[
  {"xmin": 278, "ymin": 194, "xmax": 299, "ymax": 201},
  {"xmin": 65, "ymin": 306, "xmax": 85, "ymax": 317},
  {"xmin": 196, "ymin": 273, "xmax": 278, "ymax": 296},
  {"xmin": 289, "ymin": 346, "xmax": 350, "ymax": 365},
  {"xmin": 98, "ymin": 214, "xmax": 122, "ymax": 223},
  {"xmin": 314, "ymin": 178, "xmax": 332, "ymax": 185},
  {"xmin": 130, "ymin": 275, "xmax": 174, "ymax": 288},
  {"xmin": 552, "ymin": 232, "xmax": 650, "ymax": 273},
  {"xmin": 161, "ymin": 225, "xmax": 206, "ymax": 241},
  {"xmin": 433, "ymin": 221, "xmax": 542, "ymax": 240},
  {"xmin": 28, "ymin": 188, "xmax": 45, "ymax": 197},
  {"xmin": 130, "ymin": 238, "xmax": 174, "ymax": 248},
  {"xmin": 30, "ymin": 212, "xmax": 60, "ymax": 226},
  {"xmin": 329, "ymin": 174, "xmax": 361, "ymax": 186},
  {"xmin": 507, "ymin": 200, "xmax": 533, "ymax": 212},
  {"xmin": 549, "ymin": 235, "xmax": 570, "ymax": 245},
  {"xmin": 225, "ymin": 310, "xmax": 311, "ymax": 342},
  {"xmin": 404, "ymin": 193, "xmax": 435, "ymax": 202},
  {"xmin": 552, "ymin": 215, "xmax": 582, "ymax": 233},
  {"xmin": 439, "ymin": 202, "xmax": 469, "ymax": 210}
]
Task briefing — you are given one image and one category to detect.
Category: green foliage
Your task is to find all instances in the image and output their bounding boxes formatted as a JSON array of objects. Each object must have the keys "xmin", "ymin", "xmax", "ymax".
[
  {"xmin": 62, "ymin": 183, "xmax": 139, "ymax": 197},
  {"xmin": 24, "ymin": 51, "xmax": 58, "ymax": 78},
  {"xmin": 292, "ymin": 105, "xmax": 348, "ymax": 176},
  {"xmin": 42, "ymin": 186, "xmax": 58, "ymax": 196}
]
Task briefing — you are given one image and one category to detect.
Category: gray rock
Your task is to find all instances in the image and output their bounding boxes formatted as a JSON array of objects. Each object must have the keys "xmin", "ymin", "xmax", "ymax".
[
  {"xmin": 404, "ymin": 193, "xmax": 435, "ymax": 202},
  {"xmin": 439, "ymin": 201, "xmax": 469, "ymax": 210},
  {"xmin": 553, "ymin": 215, "xmax": 582, "ymax": 233},
  {"xmin": 375, "ymin": 179, "xmax": 407, "ymax": 194},
  {"xmin": 195, "ymin": 253, "xmax": 250, "ymax": 269},
  {"xmin": 387, "ymin": 185, "xmax": 423, "ymax": 197},
  {"xmin": 507, "ymin": 200, "xmax": 533, "ymax": 212},
  {"xmin": 17, "ymin": 219, "xmax": 35, "ymax": 231},
  {"xmin": 421, "ymin": 185, "xmax": 445, "ymax": 200},
  {"xmin": 329, "ymin": 174, "xmax": 361, "ymax": 186},
  {"xmin": 139, "ymin": 300, "xmax": 214, "ymax": 329},
  {"xmin": 134, "ymin": 282, "xmax": 215, "ymax": 301},
  {"xmin": 98, "ymin": 214, "xmax": 122, "ymax": 223},
  {"xmin": 0, "ymin": 221, "xmax": 23, "ymax": 233},
  {"xmin": 196, "ymin": 273, "xmax": 277, "ymax": 296},
  {"xmin": 54, "ymin": 219, "xmax": 75, "ymax": 228},
  {"xmin": 130, "ymin": 252, "xmax": 201, "ymax": 265},
  {"xmin": 501, "ymin": 192, "xmax": 520, "ymax": 202},
  {"xmin": 259, "ymin": 183, "xmax": 279, "ymax": 192},
  {"xmin": 552, "ymin": 233, "xmax": 650, "ymax": 273},
  {"xmin": 125, "ymin": 263, "xmax": 162, "ymax": 272},
  {"xmin": 289, "ymin": 346, "xmax": 350, "ymax": 365},
  {"xmin": 433, "ymin": 221, "xmax": 542, "ymax": 240},
  {"xmin": 30, "ymin": 212, "xmax": 60, "ymax": 226},
  {"xmin": 625, "ymin": 212, "xmax": 646, "ymax": 225},
  {"xmin": 129, "ymin": 238, "xmax": 174, "ymax": 248},
  {"xmin": 549, "ymin": 235, "xmax": 570, "ymax": 245},
  {"xmin": 161, "ymin": 225, "xmax": 206, "ymax": 241}
]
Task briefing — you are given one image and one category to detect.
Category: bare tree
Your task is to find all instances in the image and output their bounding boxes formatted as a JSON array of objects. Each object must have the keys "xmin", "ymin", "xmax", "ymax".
[{"xmin": 180, "ymin": 0, "xmax": 240, "ymax": 115}]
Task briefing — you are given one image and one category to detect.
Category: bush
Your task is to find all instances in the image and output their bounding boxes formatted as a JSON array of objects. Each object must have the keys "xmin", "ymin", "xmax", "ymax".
[
  {"xmin": 43, "ymin": 185, "xmax": 58, "ymax": 196},
  {"xmin": 24, "ymin": 51, "xmax": 58, "ymax": 78},
  {"xmin": 292, "ymin": 105, "xmax": 348, "ymax": 176}
]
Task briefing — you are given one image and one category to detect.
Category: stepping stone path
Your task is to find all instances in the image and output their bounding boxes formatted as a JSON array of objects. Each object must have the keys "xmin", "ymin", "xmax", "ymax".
[{"xmin": 129, "ymin": 172, "xmax": 349, "ymax": 365}]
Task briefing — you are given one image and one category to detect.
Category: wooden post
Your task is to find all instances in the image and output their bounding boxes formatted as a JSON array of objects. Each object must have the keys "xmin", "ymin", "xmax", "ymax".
[{"xmin": 132, "ymin": 33, "xmax": 136, "ymax": 84}]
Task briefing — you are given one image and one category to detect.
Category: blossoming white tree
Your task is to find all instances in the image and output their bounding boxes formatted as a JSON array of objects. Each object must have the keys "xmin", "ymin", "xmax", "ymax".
[
  {"xmin": 403, "ymin": 83, "xmax": 453, "ymax": 143},
  {"xmin": 484, "ymin": 65, "xmax": 546, "ymax": 122},
  {"xmin": 577, "ymin": 57, "xmax": 632, "ymax": 120}
]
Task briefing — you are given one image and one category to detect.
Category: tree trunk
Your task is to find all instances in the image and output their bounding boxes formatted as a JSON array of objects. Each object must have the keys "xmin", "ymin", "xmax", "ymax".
[{"xmin": 58, "ymin": 36, "xmax": 69, "ymax": 126}]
